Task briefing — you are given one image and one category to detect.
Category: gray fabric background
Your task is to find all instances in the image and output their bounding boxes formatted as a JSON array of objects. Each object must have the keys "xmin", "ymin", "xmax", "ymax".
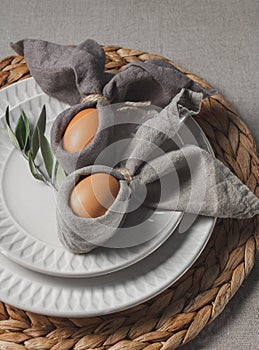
[{"xmin": 0, "ymin": 0, "xmax": 258, "ymax": 348}]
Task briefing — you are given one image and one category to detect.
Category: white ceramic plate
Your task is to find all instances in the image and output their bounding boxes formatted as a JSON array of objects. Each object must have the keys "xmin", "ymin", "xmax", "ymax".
[
  {"xmin": 0, "ymin": 78, "xmax": 216, "ymax": 317},
  {"xmin": 0, "ymin": 79, "xmax": 184, "ymax": 277}
]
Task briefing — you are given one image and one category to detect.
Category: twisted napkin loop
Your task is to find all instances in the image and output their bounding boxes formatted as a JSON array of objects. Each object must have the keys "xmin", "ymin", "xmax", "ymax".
[
  {"xmin": 116, "ymin": 167, "xmax": 133, "ymax": 185},
  {"xmin": 55, "ymin": 89, "xmax": 259, "ymax": 254},
  {"xmin": 80, "ymin": 94, "xmax": 151, "ymax": 110},
  {"xmin": 81, "ymin": 94, "xmax": 110, "ymax": 104}
]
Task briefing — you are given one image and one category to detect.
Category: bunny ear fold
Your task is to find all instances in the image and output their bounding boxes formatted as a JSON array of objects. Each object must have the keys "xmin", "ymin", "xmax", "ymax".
[
  {"xmin": 140, "ymin": 145, "xmax": 259, "ymax": 219},
  {"xmin": 173, "ymin": 88, "xmax": 203, "ymax": 120},
  {"xmin": 10, "ymin": 39, "xmax": 107, "ymax": 106},
  {"xmin": 123, "ymin": 89, "xmax": 204, "ymax": 176},
  {"xmin": 103, "ymin": 59, "xmax": 216, "ymax": 107},
  {"xmin": 71, "ymin": 40, "xmax": 107, "ymax": 97},
  {"xmin": 10, "ymin": 40, "xmax": 25, "ymax": 56}
]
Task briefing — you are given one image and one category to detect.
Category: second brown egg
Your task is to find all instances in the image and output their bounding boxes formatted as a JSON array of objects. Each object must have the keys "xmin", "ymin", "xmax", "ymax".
[
  {"xmin": 70, "ymin": 173, "xmax": 120, "ymax": 218},
  {"xmin": 63, "ymin": 108, "xmax": 98, "ymax": 153}
]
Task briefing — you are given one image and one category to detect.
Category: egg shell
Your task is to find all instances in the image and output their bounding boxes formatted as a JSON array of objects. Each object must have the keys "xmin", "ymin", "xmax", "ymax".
[
  {"xmin": 63, "ymin": 108, "xmax": 98, "ymax": 153},
  {"xmin": 70, "ymin": 173, "xmax": 120, "ymax": 218}
]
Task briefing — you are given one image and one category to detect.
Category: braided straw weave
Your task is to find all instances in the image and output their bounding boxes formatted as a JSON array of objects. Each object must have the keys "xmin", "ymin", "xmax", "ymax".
[{"xmin": 0, "ymin": 46, "xmax": 258, "ymax": 350}]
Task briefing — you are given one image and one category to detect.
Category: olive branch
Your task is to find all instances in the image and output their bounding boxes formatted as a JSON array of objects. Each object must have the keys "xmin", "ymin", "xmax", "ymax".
[{"xmin": 5, "ymin": 105, "xmax": 66, "ymax": 190}]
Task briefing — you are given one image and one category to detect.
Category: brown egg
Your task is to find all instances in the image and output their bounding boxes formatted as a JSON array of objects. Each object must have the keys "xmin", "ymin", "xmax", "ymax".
[
  {"xmin": 63, "ymin": 108, "xmax": 98, "ymax": 153},
  {"xmin": 70, "ymin": 173, "xmax": 120, "ymax": 218}
]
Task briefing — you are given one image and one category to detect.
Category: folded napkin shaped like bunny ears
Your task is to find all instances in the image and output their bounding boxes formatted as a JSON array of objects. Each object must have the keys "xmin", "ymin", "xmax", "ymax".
[
  {"xmin": 11, "ymin": 38, "xmax": 216, "ymax": 107},
  {"xmin": 58, "ymin": 146, "xmax": 259, "ymax": 254},
  {"xmin": 57, "ymin": 89, "xmax": 259, "ymax": 254},
  {"xmin": 11, "ymin": 39, "xmax": 216, "ymax": 174}
]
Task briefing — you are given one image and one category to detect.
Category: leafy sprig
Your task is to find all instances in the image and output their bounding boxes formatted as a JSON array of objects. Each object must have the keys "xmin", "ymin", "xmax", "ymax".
[{"xmin": 5, "ymin": 106, "xmax": 66, "ymax": 190}]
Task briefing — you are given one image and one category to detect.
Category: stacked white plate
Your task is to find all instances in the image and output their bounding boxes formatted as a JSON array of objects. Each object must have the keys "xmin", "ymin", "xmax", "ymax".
[{"xmin": 0, "ymin": 79, "xmax": 216, "ymax": 317}]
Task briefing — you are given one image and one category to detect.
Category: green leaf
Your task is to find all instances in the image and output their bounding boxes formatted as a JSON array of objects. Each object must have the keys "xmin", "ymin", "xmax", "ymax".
[
  {"xmin": 14, "ymin": 111, "xmax": 30, "ymax": 152},
  {"xmin": 30, "ymin": 125, "xmax": 40, "ymax": 160},
  {"xmin": 15, "ymin": 114, "xmax": 27, "ymax": 149},
  {"xmin": 55, "ymin": 163, "xmax": 66, "ymax": 189},
  {"xmin": 5, "ymin": 107, "xmax": 21, "ymax": 150},
  {"xmin": 30, "ymin": 105, "xmax": 46, "ymax": 160},
  {"xmin": 38, "ymin": 128, "xmax": 54, "ymax": 179},
  {"xmin": 21, "ymin": 111, "xmax": 30, "ymax": 154},
  {"xmin": 28, "ymin": 152, "xmax": 45, "ymax": 181},
  {"xmin": 37, "ymin": 105, "xmax": 46, "ymax": 135}
]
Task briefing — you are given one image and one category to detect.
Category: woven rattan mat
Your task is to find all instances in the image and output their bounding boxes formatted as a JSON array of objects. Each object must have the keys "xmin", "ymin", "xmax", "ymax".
[{"xmin": 0, "ymin": 46, "xmax": 258, "ymax": 350}]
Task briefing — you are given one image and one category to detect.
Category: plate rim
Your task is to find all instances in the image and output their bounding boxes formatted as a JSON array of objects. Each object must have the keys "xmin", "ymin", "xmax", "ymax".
[{"xmin": 0, "ymin": 214, "xmax": 216, "ymax": 317}]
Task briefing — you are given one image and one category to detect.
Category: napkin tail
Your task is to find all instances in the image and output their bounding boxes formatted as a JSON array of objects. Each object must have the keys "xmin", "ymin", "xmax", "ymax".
[
  {"xmin": 141, "ymin": 145, "xmax": 259, "ymax": 219},
  {"xmin": 103, "ymin": 59, "xmax": 216, "ymax": 106}
]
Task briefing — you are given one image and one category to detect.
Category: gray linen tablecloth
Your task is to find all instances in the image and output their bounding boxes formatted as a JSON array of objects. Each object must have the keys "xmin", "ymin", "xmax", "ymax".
[{"xmin": 0, "ymin": 1, "xmax": 258, "ymax": 348}]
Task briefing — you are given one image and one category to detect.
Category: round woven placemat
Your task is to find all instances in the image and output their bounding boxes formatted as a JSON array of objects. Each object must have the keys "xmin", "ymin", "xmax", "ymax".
[{"xmin": 0, "ymin": 46, "xmax": 258, "ymax": 350}]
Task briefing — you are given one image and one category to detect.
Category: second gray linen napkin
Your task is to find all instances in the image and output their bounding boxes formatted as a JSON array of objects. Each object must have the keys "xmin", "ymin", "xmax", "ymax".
[{"xmin": 56, "ymin": 89, "xmax": 259, "ymax": 253}]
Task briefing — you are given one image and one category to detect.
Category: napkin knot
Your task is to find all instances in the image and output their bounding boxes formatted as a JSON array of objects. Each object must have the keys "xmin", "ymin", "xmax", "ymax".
[
  {"xmin": 117, "ymin": 167, "xmax": 133, "ymax": 185},
  {"xmin": 81, "ymin": 94, "xmax": 110, "ymax": 104}
]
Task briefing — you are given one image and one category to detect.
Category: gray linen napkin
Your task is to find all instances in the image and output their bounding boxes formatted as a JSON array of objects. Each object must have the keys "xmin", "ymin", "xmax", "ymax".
[
  {"xmin": 11, "ymin": 39, "xmax": 215, "ymax": 174},
  {"xmin": 11, "ymin": 38, "xmax": 214, "ymax": 106},
  {"xmin": 56, "ymin": 89, "xmax": 259, "ymax": 253}
]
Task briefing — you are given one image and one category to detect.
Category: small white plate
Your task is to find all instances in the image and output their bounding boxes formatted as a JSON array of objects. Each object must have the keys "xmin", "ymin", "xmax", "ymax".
[{"xmin": 0, "ymin": 79, "xmax": 183, "ymax": 277}]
